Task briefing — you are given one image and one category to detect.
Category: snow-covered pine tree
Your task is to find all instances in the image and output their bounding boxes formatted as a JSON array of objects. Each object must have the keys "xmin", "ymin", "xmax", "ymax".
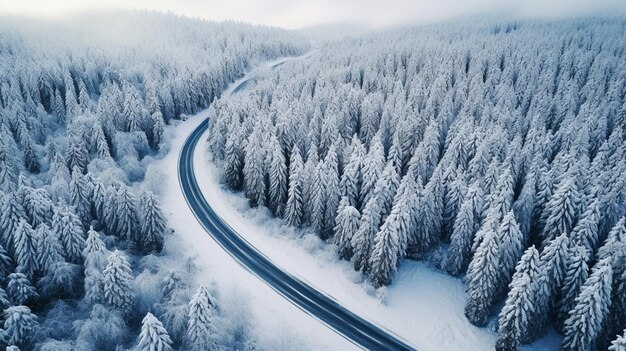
[
  {"xmin": 6, "ymin": 273, "xmax": 37, "ymax": 305},
  {"xmin": 136, "ymin": 312, "xmax": 173, "ymax": 351},
  {"xmin": 359, "ymin": 134, "xmax": 385, "ymax": 207},
  {"xmin": 609, "ymin": 330, "xmax": 626, "ymax": 351},
  {"xmin": 597, "ymin": 216, "xmax": 626, "ymax": 261},
  {"xmin": 341, "ymin": 135, "xmax": 365, "ymax": 208},
  {"xmin": 70, "ymin": 167, "xmax": 92, "ymax": 226},
  {"xmin": 555, "ymin": 246, "xmax": 589, "ymax": 332},
  {"xmin": 333, "ymin": 197, "xmax": 360, "ymax": 260},
  {"xmin": 35, "ymin": 224, "xmax": 63, "ymax": 276},
  {"xmin": 185, "ymin": 285, "xmax": 218, "ymax": 351},
  {"xmin": 495, "ymin": 246, "xmax": 539, "ymax": 351},
  {"xmin": 224, "ymin": 126, "xmax": 244, "ymax": 190},
  {"xmin": 66, "ymin": 134, "xmax": 89, "ymax": 174},
  {"xmin": 446, "ymin": 183, "xmax": 484, "ymax": 275},
  {"xmin": 322, "ymin": 146, "xmax": 341, "ymax": 238},
  {"xmin": 243, "ymin": 128, "xmax": 266, "ymax": 208},
  {"xmin": 1, "ymin": 305, "xmax": 38, "ymax": 347},
  {"xmin": 495, "ymin": 211, "xmax": 524, "ymax": 294},
  {"xmin": 569, "ymin": 199, "xmax": 601, "ymax": 261},
  {"xmin": 351, "ymin": 191, "xmax": 384, "ymax": 273},
  {"xmin": 0, "ymin": 192, "xmax": 25, "ymax": 254},
  {"xmin": 284, "ymin": 146, "xmax": 304, "ymax": 227},
  {"xmin": 561, "ymin": 258, "xmax": 613, "ymax": 351},
  {"xmin": 138, "ymin": 191, "xmax": 167, "ymax": 254},
  {"xmin": 465, "ymin": 230, "xmax": 501, "ymax": 326},
  {"xmin": 442, "ymin": 175, "xmax": 466, "ymax": 242},
  {"xmin": 528, "ymin": 233, "xmax": 569, "ymax": 340},
  {"xmin": 267, "ymin": 135, "xmax": 287, "ymax": 217},
  {"xmin": 52, "ymin": 205, "xmax": 86, "ymax": 264},
  {"xmin": 540, "ymin": 177, "xmax": 582, "ymax": 248},
  {"xmin": 115, "ymin": 184, "xmax": 140, "ymax": 242},
  {"xmin": 83, "ymin": 227, "xmax": 108, "ymax": 305},
  {"xmin": 102, "ymin": 251, "xmax": 134, "ymax": 314},
  {"xmin": 12, "ymin": 219, "xmax": 38, "ymax": 278}
]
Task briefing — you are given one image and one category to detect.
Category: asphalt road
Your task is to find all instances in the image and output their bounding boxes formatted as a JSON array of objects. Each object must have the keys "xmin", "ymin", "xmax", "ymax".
[{"xmin": 178, "ymin": 60, "xmax": 416, "ymax": 351}]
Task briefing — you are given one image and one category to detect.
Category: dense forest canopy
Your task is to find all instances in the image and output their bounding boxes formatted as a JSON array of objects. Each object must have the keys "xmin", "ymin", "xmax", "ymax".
[
  {"xmin": 208, "ymin": 18, "xmax": 626, "ymax": 351},
  {"xmin": 0, "ymin": 11, "xmax": 307, "ymax": 350}
]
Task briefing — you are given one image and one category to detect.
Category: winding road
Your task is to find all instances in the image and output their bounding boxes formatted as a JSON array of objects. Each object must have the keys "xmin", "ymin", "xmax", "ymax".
[{"xmin": 178, "ymin": 57, "xmax": 416, "ymax": 351}]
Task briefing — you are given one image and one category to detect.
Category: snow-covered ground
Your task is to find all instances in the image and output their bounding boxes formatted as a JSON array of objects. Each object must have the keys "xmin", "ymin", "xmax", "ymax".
[
  {"xmin": 192, "ymin": 143, "xmax": 563, "ymax": 351},
  {"xmin": 149, "ymin": 58, "xmax": 561, "ymax": 351}
]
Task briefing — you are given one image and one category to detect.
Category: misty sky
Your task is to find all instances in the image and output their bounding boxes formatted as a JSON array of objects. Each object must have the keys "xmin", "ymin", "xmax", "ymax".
[{"xmin": 2, "ymin": 0, "xmax": 626, "ymax": 29}]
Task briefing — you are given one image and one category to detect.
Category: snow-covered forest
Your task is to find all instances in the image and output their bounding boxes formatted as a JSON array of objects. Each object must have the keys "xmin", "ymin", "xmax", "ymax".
[
  {"xmin": 208, "ymin": 18, "xmax": 626, "ymax": 350},
  {"xmin": 0, "ymin": 11, "xmax": 306, "ymax": 350}
]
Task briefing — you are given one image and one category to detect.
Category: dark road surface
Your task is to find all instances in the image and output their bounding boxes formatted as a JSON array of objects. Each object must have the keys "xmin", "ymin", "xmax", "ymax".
[{"xmin": 178, "ymin": 59, "xmax": 416, "ymax": 351}]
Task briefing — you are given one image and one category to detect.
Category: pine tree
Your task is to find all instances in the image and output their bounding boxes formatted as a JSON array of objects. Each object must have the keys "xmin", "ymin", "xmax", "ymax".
[
  {"xmin": 22, "ymin": 187, "xmax": 52, "ymax": 229},
  {"xmin": 70, "ymin": 167, "xmax": 92, "ymax": 225},
  {"xmin": 224, "ymin": 127, "xmax": 244, "ymax": 190},
  {"xmin": 446, "ymin": 183, "xmax": 484, "ymax": 275},
  {"xmin": 555, "ymin": 246, "xmax": 589, "ymax": 332},
  {"xmin": 267, "ymin": 135, "xmax": 287, "ymax": 217},
  {"xmin": 66, "ymin": 134, "xmax": 89, "ymax": 174},
  {"xmin": 597, "ymin": 217, "xmax": 626, "ymax": 261},
  {"xmin": 243, "ymin": 129, "xmax": 266, "ymax": 208},
  {"xmin": 359, "ymin": 134, "xmax": 385, "ymax": 207},
  {"xmin": 149, "ymin": 111, "xmax": 165, "ymax": 149},
  {"xmin": 284, "ymin": 146, "xmax": 304, "ymax": 227},
  {"xmin": 6, "ymin": 273, "xmax": 37, "ymax": 305},
  {"xmin": 102, "ymin": 251, "xmax": 134, "ymax": 314},
  {"xmin": 91, "ymin": 178, "xmax": 106, "ymax": 223},
  {"xmin": 569, "ymin": 199, "xmax": 601, "ymax": 261},
  {"xmin": 185, "ymin": 286, "xmax": 218, "ymax": 351},
  {"xmin": 496, "ymin": 267, "xmax": 535, "ymax": 351},
  {"xmin": 351, "ymin": 191, "xmax": 383, "ymax": 273},
  {"xmin": 322, "ymin": 146, "xmax": 341, "ymax": 238},
  {"xmin": 35, "ymin": 224, "xmax": 63, "ymax": 276},
  {"xmin": 83, "ymin": 227, "xmax": 108, "ymax": 305},
  {"xmin": 496, "ymin": 212, "xmax": 524, "ymax": 292},
  {"xmin": 369, "ymin": 207, "xmax": 401, "ymax": 287},
  {"xmin": 0, "ymin": 192, "xmax": 25, "ymax": 254},
  {"xmin": 540, "ymin": 177, "xmax": 582, "ymax": 248},
  {"xmin": 609, "ymin": 330, "xmax": 626, "ymax": 351},
  {"xmin": 465, "ymin": 231, "xmax": 501, "ymax": 326},
  {"xmin": 12, "ymin": 219, "xmax": 38, "ymax": 278},
  {"xmin": 333, "ymin": 197, "xmax": 360, "ymax": 260},
  {"xmin": 52, "ymin": 205, "xmax": 86, "ymax": 264},
  {"xmin": 116, "ymin": 184, "xmax": 139, "ymax": 241},
  {"xmin": 340, "ymin": 136, "xmax": 365, "ymax": 208},
  {"xmin": 561, "ymin": 258, "xmax": 613, "ymax": 351},
  {"xmin": 136, "ymin": 312, "xmax": 173, "ymax": 351},
  {"xmin": 92, "ymin": 123, "xmax": 111, "ymax": 159},
  {"xmin": 1, "ymin": 305, "xmax": 38, "ymax": 347},
  {"xmin": 103, "ymin": 183, "xmax": 119, "ymax": 234},
  {"xmin": 139, "ymin": 191, "xmax": 167, "ymax": 254},
  {"xmin": 442, "ymin": 176, "xmax": 466, "ymax": 242},
  {"xmin": 530, "ymin": 233, "xmax": 569, "ymax": 339}
]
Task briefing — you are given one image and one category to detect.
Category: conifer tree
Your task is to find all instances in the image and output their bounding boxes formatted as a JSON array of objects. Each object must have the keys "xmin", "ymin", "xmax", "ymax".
[
  {"xmin": 116, "ymin": 184, "xmax": 139, "ymax": 242},
  {"xmin": 1, "ymin": 305, "xmax": 38, "ymax": 347},
  {"xmin": 185, "ymin": 285, "xmax": 218, "ymax": 351},
  {"xmin": 267, "ymin": 135, "xmax": 287, "ymax": 217},
  {"xmin": 540, "ymin": 177, "xmax": 582, "ymax": 247},
  {"xmin": 360, "ymin": 134, "xmax": 385, "ymax": 206},
  {"xmin": 139, "ymin": 191, "xmax": 167, "ymax": 254},
  {"xmin": 52, "ymin": 205, "xmax": 86, "ymax": 264},
  {"xmin": 341, "ymin": 136, "xmax": 365, "ymax": 208},
  {"xmin": 465, "ymin": 231, "xmax": 501, "ymax": 326},
  {"xmin": 334, "ymin": 197, "xmax": 360, "ymax": 260},
  {"xmin": 102, "ymin": 251, "xmax": 134, "ymax": 314},
  {"xmin": 70, "ymin": 167, "xmax": 92, "ymax": 225},
  {"xmin": 446, "ymin": 183, "xmax": 484, "ymax": 275},
  {"xmin": 555, "ymin": 246, "xmax": 589, "ymax": 332},
  {"xmin": 0, "ymin": 193, "xmax": 25, "ymax": 254},
  {"xmin": 12, "ymin": 219, "xmax": 38, "ymax": 278},
  {"xmin": 224, "ymin": 127, "xmax": 244, "ymax": 190},
  {"xmin": 136, "ymin": 312, "xmax": 173, "ymax": 351},
  {"xmin": 6, "ymin": 273, "xmax": 37, "ymax": 305},
  {"xmin": 83, "ymin": 227, "xmax": 108, "ymax": 305},
  {"xmin": 284, "ymin": 146, "xmax": 304, "ymax": 227},
  {"xmin": 35, "ymin": 224, "xmax": 63, "ymax": 276},
  {"xmin": 243, "ymin": 129, "xmax": 266, "ymax": 208},
  {"xmin": 496, "ymin": 246, "xmax": 539, "ymax": 351},
  {"xmin": 609, "ymin": 330, "xmax": 626, "ymax": 351},
  {"xmin": 561, "ymin": 258, "xmax": 613, "ymax": 351}
]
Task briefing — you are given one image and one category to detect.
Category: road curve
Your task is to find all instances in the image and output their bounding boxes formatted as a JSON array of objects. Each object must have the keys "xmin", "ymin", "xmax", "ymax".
[{"xmin": 178, "ymin": 60, "xmax": 416, "ymax": 351}]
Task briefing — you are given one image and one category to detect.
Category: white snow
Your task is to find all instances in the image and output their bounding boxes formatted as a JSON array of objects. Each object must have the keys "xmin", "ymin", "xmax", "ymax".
[
  {"xmin": 148, "ymin": 60, "xmax": 357, "ymax": 351},
  {"xmin": 150, "ymin": 57, "xmax": 561, "ymax": 351}
]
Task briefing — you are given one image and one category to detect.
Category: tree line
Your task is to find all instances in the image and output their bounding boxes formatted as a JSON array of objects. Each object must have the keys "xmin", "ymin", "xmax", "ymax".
[{"xmin": 208, "ymin": 18, "xmax": 626, "ymax": 351}]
